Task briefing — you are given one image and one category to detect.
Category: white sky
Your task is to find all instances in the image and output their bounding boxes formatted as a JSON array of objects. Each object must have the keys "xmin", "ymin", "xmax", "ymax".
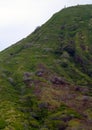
[{"xmin": 0, "ymin": 0, "xmax": 92, "ymax": 51}]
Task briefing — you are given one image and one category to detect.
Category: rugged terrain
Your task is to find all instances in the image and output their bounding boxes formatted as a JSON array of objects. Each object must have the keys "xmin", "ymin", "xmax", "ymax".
[{"xmin": 0, "ymin": 4, "xmax": 92, "ymax": 130}]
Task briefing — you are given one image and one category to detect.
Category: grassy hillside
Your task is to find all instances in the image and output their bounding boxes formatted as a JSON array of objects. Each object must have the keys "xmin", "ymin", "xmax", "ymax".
[{"xmin": 0, "ymin": 4, "xmax": 92, "ymax": 130}]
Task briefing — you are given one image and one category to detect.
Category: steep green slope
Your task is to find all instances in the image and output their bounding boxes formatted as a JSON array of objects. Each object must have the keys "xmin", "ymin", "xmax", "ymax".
[{"xmin": 0, "ymin": 4, "xmax": 92, "ymax": 130}]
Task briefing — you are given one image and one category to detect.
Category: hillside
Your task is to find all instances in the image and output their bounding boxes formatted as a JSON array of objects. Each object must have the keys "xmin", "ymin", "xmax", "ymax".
[{"xmin": 0, "ymin": 4, "xmax": 92, "ymax": 130}]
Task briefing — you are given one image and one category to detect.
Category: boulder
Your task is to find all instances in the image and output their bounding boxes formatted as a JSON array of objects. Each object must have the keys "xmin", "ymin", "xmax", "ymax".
[{"xmin": 51, "ymin": 76, "xmax": 66, "ymax": 85}]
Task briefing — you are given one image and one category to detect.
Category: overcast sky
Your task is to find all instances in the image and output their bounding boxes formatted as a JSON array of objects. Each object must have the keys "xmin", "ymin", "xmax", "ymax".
[{"xmin": 0, "ymin": 0, "xmax": 92, "ymax": 51}]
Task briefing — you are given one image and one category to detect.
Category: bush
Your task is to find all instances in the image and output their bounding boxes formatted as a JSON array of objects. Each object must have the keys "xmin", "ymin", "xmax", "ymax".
[
  {"xmin": 63, "ymin": 45, "xmax": 75, "ymax": 57},
  {"xmin": 44, "ymin": 120, "xmax": 67, "ymax": 130},
  {"xmin": 0, "ymin": 119, "xmax": 7, "ymax": 129}
]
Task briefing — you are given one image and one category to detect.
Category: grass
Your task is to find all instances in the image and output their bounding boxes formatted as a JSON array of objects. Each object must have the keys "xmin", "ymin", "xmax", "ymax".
[{"xmin": 0, "ymin": 4, "xmax": 92, "ymax": 129}]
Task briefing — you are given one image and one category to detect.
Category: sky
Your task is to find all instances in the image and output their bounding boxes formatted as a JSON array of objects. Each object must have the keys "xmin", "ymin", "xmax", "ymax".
[{"xmin": 0, "ymin": 0, "xmax": 92, "ymax": 51}]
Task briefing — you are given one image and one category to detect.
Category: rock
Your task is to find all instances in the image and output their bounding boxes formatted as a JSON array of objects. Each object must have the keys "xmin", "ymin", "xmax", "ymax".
[
  {"xmin": 51, "ymin": 76, "xmax": 66, "ymax": 85},
  {"xmin": 61, "ymin": 115, "xmax": 72, "ymax": 122},
  {"xmin": 23, "ymin": 72, "xmax": 34, "ymax": 86},
  {"xmin": 8, "ymin": 77, "xmax": 15, "ymax": 85},
  {"xmin": 23, "ymin": 72, "xmax": 32, "ymax": 77},
  {"xmin": 43, "ymin": 48, "xmax": 53, "ymax": 52},
  {"xmin": 38, "ymin": 102, "xmax": 48, "ymax": 109},
  {"xmin": 75, "ymin": 86, "xmax": 89, "ymax": 94},
  {"xmin": 82, "ymin": 96, "xmax": 89, "ymax": 102},
  {"xmin": 75, "ymin": 86, "xmax": 81, "ymax": 91},
  {"xmin": 23, "ymin": 42, "xmax": 33, "ymax": 48},
  {"xmin": 36, "ymin": 70, "xmax": 44, "ymax": 77}
]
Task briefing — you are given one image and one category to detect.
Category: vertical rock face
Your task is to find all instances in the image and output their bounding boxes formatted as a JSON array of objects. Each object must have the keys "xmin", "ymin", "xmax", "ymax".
[{"xmin": 0, "ymin": 4, "xmax": 92, "ymax": 130}]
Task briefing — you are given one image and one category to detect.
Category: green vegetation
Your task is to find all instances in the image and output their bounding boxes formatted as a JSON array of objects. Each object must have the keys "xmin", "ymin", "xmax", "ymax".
[{"xmin": 0, "ymin": 4, "xmax": 92, "ymax": 129}]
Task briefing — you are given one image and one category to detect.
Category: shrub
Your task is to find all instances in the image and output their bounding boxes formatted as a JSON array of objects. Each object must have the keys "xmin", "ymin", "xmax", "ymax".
[
  {"xmin": 63, "ymin": 45, "xmax": 75, "ymax": 57},
  {"xmin": 0, "ymin": 119, "xmax": 7, "ymax": 129}
]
